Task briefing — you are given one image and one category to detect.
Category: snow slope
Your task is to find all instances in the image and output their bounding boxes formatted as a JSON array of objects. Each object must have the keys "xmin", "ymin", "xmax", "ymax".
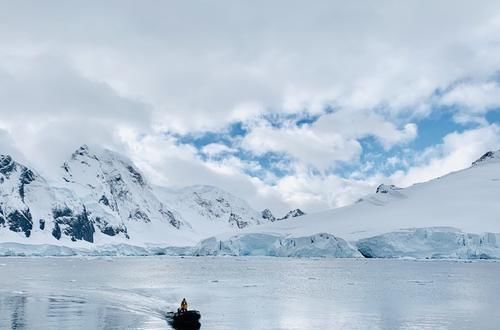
[
  {"xmin": 155, "ymin": 184, "xmax": 270, "ymax": 238},
  {"xmin": 198, "ymin": 151, "xmax": 500, "ymax": 259}
]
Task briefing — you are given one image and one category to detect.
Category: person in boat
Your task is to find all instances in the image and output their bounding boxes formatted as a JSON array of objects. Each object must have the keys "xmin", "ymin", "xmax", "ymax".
[{"xmin": 180, "ymin": 298, "xmax": 188, "ymax": 313}]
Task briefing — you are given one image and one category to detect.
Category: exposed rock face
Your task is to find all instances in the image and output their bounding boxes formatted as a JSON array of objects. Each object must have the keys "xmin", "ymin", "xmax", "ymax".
[
  {"xmin": 51, "ymin": 206, "xmax": 95, "ymax": 242},
  {"xmin": 279, "ymin": 209, "xmax": 305, "ymax": 220},
  {"xmin": 0, "ymin": 155, "xmax": 16, "ymax": 177},
  {"xmin": 261, "ymin": 208, "xmax": 306, "ymax": 222},
  {"xmin": 375, "ymin": 184, "xmax": 401, "ymax": 194},
  {"xmin": 472, "ymin": 150, "xmax": 500, "ymax": 166},
  {"xmin": 228, "ymin": 213, "xmax": 248, "ymax": 229},
  {"xmin": 5, "ymin": 209, "xmax": 33, "ymax": 238},
  {"xmin": 261, "ymin": 209, "xmax": 276, "ymax": 222}
]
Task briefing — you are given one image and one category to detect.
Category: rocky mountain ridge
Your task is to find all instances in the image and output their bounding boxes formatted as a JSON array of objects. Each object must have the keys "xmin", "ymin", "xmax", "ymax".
[
  {"xmin": 0, "ymin": 145, "xmax": 303, "ymax": 246},
  {"xmin": 260, "ymin": 208, "xmax": 306, "ymax": 222}
]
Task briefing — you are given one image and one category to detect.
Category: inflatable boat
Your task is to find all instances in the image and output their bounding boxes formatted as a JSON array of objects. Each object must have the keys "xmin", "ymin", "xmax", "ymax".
[{"xmin": 167, "ymin": 310, "xmax": 201, "ymax": 329}]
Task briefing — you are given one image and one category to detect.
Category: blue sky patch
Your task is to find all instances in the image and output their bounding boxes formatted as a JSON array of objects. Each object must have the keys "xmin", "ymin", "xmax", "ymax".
[{"xmin": 172, "ymin": 106, "xmax": 500, "ymax": 182}]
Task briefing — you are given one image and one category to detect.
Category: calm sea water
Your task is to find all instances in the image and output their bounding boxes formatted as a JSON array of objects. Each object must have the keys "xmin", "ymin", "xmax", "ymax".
[{"xmin": 0, "ymin": 257, "xmax": 499, "ymax": 329}]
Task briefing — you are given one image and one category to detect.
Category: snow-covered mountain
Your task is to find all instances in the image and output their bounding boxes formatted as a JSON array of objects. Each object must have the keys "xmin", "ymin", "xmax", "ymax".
[
  {"xmin": 155, "ymin": 184, "xmax": 269, "ymax": 238},
  {"xmin": 0, "ymin": 145, "xmax": 279, "ymax": 248},
  {"xmin": 196, "ymin": 151, "xmax": 500, "ymax": 259},
  {"xmin": 0, "ymin": 146, "xmax": 183, "ymax": 246},
  {"xmin": 62, "ymin": 145, "xmax": 182, "ymax": 229},
  {"xmin": 3, "ymin": 147, "xmax": 500, "ymax": 259}
]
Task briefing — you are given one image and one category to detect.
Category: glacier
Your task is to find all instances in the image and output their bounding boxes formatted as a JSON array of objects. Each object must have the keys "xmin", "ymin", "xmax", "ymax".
[
  {"xmin": 192, "ymin": 227, "xmax": 500, "ymax": 259},
  {"xmin": 0, "ymin": 242, "xmax": 193, "ymax": 257},
  {"xmin": 357, "ymin": 227, "xmax": 500, "ymax": 259},
  {"xmin": 194, "ymin": 233, "xmax": 362, "ymax": 258}
]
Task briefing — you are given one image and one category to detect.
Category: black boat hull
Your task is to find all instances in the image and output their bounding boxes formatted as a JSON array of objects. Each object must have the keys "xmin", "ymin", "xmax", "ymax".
[{"xmin": 167, "ymin": 310, "xmax": 201, "ymax": 330}]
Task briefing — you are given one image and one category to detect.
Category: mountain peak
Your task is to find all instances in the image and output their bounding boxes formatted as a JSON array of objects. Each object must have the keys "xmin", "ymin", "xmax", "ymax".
[
  {"xmin": 0, "ymin": 154, "xmax": 38, "ymax": 184},
  {"xmin": 376, "ymin": 184, "xmax": 402, "ymax": 194},
  {"xmin": 279, "ymin": 209, "xmax": 306, "ymax": 220},
  {"xmin": 261, "ymin": 208, "xmax": 276, "ymax": 222},
  {"xmin": 471, "ymin": 150, "xmax": 500, "ymax": 167},
  {"xmin": 0, "ymin": 155, "xmax": 15, "ymax": 176},
  {"xmin": 70, "ymin": 144, "xmax": 101, "ymax": 162},
  {"xmin": 0, "ymin": 154, "xmax": 13, "ymax": 162},
  {"xmin": 73, "ymin": 144, "xmax": 90, "ymax": 156}
]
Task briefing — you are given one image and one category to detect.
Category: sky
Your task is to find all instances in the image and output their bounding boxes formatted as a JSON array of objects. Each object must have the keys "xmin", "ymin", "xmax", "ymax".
[{"xmin": 1, "ymin": 1, "xmax": 500, "ymax": 215}]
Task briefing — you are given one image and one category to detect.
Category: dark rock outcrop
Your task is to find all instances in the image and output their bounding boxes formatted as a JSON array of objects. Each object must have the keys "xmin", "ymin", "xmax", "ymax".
[
  {"xmin": 52, "ymin": 206, "xmax": 95, "ymax": 243},
  {"xmin": 376, "ymin": 184, "xmax": 401, "ymax": 194},
  {"xmin": 94, "ymin": 217, "xmax": 128, "ymax": 238},
  {"xmin": 278, "ymin": 209, "xmax": 306, "ymax": 220},
  {"xmin": 261, "ymin": 208, "xmax": 276, "ymax": 222},
  {"xmin": 126, "ymin": 165, "xmax": 145, "ymax": 186},
  {"xmin": 0, "ymin": 155, "xmax": 16, "ymax": 177},
  {"xmin": 52, "ymin": 222, "xmax": 61, "ymax": 240},
  {"xmin": 472, "ymin": 151, "xmax": 500, "ymax": 166},
  {"xmin": 229, "ymin": 213, "xmax": 249, "ymax": 229},
  {"xmin": 161, "ymin": 208, "xmax": 181, "ymax": 229},
  {"xmin": 6, "ymin": 209, "xmax": 33, "ymax": 237},
  {"xmin": 18, "ymin": 167, "xmax": 35, "ymax": 202}
]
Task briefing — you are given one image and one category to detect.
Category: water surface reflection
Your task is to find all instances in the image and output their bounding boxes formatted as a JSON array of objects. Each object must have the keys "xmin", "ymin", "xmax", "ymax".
[{"xmin": 0, "ymin": 257, "xmax": 499, "ymax": 329}]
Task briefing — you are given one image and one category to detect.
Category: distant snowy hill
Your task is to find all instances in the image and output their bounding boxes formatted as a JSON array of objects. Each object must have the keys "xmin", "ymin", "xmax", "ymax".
[
  {"xmin": 155, "ymin": 184, "xmax": 270, "ymax": 238},
  {"xmin": 197, "ymin": 151, "xmax": 500, "ymax": 259}
]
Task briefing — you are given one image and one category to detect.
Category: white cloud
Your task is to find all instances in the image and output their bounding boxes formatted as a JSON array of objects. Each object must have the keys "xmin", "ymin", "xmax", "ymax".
[
  {"xmin": 241, "ymin": 110, "xmax": 417, "ymax": 171},
  {"xmin": 0, "ymin": 55, "xmax": 152, "ymax": 178},
  {"xmin": 121, "ymin": 132, "xmax": 291, "ymax": 214},
  {"xmin": 242, "ymin": 121, "xmax": 362, "ymax": 171},
  {"xmin": 440, "ymin": 82, "xmax": 500, "ymax": 113},
  {"xmin": 313, "ymin": 110, "xmax": 418, "ymax": 149},
  {"xmin": 2, "ymin": 1, "xmax": 500, "ymax": 132},
  {"xmin": 274, "ymin": 173, "xmax": 380, "ymax": 211},
  {"xmin": 1, "ymin": 1, "xmax": 500, "ymax": 214},
  {"xmin": 0, "ymin": 129, "xmax": 25, "ymax": 162},
  {"xmin": 439, "ymin": 81, "xmax": 500, "ymax": 124}
]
